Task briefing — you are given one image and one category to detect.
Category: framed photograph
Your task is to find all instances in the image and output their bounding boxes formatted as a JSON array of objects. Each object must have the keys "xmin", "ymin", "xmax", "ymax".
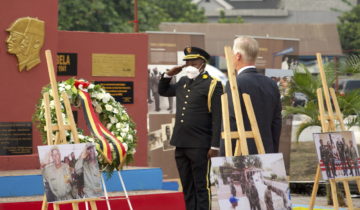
[
  {"xmin": 161, "ymin": 123, "xmax": 175, "ymax": 151},
  {"xmin": 148, "ymin": 129, "xmax": 163, "ymax": 151},
  {"xmin": 38, "ymin": 143, "xmax": 104, "ymax": 202},
  {"xmin": 211, "ymin": 154, "xmax": 291, "ymax": 210},
  {"xmin": 313, "ymin": 131, "xmax": 360, "ymax": 180}
]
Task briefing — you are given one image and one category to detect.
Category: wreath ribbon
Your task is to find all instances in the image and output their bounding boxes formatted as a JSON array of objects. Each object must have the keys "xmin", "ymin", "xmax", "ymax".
[{"xmin": 76, "ymin": 83, "xmax": 126, "ymax": 167}]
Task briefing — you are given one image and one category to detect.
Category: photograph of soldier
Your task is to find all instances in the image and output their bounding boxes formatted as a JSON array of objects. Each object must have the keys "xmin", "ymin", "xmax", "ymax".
[
  {"xmin": 148, "ymin": 65, "xmax": 179, "ymax": 114},
  {"xmin": 38, "ymin": 143, "xmax": 104, "ymax": 202},
  {"xmin": 211, "ymin": 154, "xmax": 291, "ymax": 210},
  {"xmin": 313, "ymin": 131, "xmax": 360, "ymax": 180},
  {"xmin": 161, "ymin": 124, "xmax": 175, "ymax": 151}
]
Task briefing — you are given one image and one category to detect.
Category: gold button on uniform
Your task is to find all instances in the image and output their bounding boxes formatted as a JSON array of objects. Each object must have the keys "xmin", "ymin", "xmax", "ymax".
[
  {"xmin": 187, "ymin": 89, "xmax": 191, "ymax": 92},
  {"xmin": 185, "ymin": 101, "xmax": 188, "ymax": 104},
  {"xmin": 186, "ymin": 95, "xmax": 189, "ymax": 98},
  {"xmin": 183, "ymin": 107, "xmax": 186, "ymax": 110},
  {"xmin": 181, "ymin": 120, "xmax": 184, "ymax": 123}
]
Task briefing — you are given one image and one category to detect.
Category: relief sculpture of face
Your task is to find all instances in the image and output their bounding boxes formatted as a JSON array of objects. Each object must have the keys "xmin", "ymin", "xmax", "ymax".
[{"xmin": 6, "ymin": 17, "xmax": 45, "ymax": 72}]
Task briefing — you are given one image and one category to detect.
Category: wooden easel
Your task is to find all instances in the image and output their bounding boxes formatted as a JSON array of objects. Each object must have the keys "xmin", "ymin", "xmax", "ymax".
[
  {"xmin": 308, "ymin": 53, "xmax": 360, "ymax": 210},
  {"xmin": 41, "ymin": 50, "xmax": 99, "ymax": 210},
  {"xmin": 221, "ymin": 46, "xmax": 265, "ymax": 156}
]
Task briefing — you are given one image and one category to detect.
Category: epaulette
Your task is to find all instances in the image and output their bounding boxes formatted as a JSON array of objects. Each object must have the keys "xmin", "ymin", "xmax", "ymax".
[{"xmin": 207, "ymin": 76, "xmax": 221, "ymax": 112}]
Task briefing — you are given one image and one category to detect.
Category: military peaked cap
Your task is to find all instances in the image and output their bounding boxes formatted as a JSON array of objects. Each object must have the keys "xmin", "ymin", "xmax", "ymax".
[{"xmin": 183, "ymin": 46, "xmax": 210, "ymax": 61}]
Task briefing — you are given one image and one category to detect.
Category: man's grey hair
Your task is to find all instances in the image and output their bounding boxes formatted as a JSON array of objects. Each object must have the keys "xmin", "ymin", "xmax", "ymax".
[{"xmin": 233, "ymin": 36, "xmax": 259, "ymax": 63}]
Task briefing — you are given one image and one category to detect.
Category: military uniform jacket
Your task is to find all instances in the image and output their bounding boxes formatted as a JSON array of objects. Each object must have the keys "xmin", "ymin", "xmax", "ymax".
[{"xmin": 158, "ymin": 71, "xmax": 223, "ymax": 148}]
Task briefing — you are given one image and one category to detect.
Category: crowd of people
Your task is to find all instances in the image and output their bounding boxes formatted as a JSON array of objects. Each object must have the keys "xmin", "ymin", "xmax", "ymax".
[
  {"xmin": 41, "ymin": 144, "xmax": 103, "ymax": 202},
  {"xmin": 319, "ymin": 137, "xmax": 360, "ymax": 179}
]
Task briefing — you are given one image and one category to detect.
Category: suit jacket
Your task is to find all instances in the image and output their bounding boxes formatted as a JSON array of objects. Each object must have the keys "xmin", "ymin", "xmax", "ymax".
[
  {"xmin": 226, "ymin": 68, "xmax": 282, "ymax": 154},
  {"xmin": 158, "ymin": 71, "xmax": 223, "ymax": 148}
]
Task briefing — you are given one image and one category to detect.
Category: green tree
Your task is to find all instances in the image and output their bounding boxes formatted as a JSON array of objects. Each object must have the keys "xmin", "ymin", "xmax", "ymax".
[
  {"xmin": 284, "ymin": 56, "xmax": 360, "ymax": 141},
  {"xmin": 337, "ymin": 3, "xmax": 360, "ymax": 54},
  {"xmin": 217, "ymin": 10, "xmax": 244, "ymax": 23},
  {"xmin": 58, "ymin": 0, "xmax": 206, "ymax": 32}
]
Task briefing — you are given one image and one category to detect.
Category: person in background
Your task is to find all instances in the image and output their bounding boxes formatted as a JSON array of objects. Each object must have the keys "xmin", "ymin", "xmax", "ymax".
[{"xmin": 220, "ymin": 36, "xmax": 282, "ymax": 155}]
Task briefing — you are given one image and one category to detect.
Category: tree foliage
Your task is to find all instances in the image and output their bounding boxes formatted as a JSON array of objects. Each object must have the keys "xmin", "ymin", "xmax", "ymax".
[
  {"xmin": 217, "ymin": 10, "xmax": 244, "ymax": 23},
  {"xmin": 58, "ymin": 0, "xmax": 206, "ymax": 32},
  {"xmin": 284, "ymin": 56, "xmax": 360, "ymax": 141},
  {"xmin": 337, "ymin": 4, "xmax": 360, "ymax": 54}
]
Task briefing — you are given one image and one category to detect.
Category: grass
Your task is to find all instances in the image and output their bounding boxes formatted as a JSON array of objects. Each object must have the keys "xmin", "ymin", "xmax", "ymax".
[{"xmin": 289, "ymin": 141, "xmax": 318, "ymax": 181}]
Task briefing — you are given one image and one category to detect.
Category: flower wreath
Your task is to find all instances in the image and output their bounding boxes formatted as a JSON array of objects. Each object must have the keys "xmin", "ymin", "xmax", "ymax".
[{"xmin": 34, "ymin": 78, "xmax": 137, "ymax": 172}]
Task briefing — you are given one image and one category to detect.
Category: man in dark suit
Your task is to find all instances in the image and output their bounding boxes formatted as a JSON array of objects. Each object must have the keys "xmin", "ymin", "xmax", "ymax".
[
  {"xmin": 220, "ymin": 36, "xmax": 282, "ymax": 155},
  {"xmin": 158, "ymin": 47, "xmax": 223, "ymax": 210}
]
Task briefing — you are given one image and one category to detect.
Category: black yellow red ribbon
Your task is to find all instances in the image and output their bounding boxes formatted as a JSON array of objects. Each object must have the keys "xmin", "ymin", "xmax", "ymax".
[{"xmin": 75, "ymin": 81, "xmax": 126, "ymax": 166}]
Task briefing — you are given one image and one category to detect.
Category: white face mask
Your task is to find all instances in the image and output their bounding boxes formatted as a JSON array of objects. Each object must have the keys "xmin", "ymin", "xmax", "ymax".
[{"xmin": 184, "ymin": 64, "xmax": 204, "ymax": 79}]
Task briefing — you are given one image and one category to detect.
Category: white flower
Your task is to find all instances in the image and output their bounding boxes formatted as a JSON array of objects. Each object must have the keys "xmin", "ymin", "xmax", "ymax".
[
  {"xmin": 105, "ymin": 104, "xmax": 113, "ymax": 112},
  {"xmin": 123, "ymin": 124, "xmax": 129, "ymax": 133},
  {"xmin": 122, "ymin": 142, "xmax": 128, "ymax": 151},
  {"xmin": 107, "ymin": 123, "xmax": 113, "ymax": 129},
  {"xmin": 65, "ymin": 85, "xmax": 71, "ymax": 90},
  {"xmin": 49, "ymin": 100, "xmax": 55, "ymax": 108},
  {"xmin": 78, "ymin": 134, "xmax": 85, "ymax": 139},
  {"xmin": 88, "ymin": 137, "xmax": 95, "ymax": 143},
  {"xmin": 127, "ymin": 134, "xmax": 133, "ymax": 142},
  {"xmin": 120, "ymin": 132, "xmax": 126, "ymax": 137},
  {"xmin": 116, "ymin": 123, "xmax": 121, "ymax": 129},
  {"xmin": 96, "ymin": 93, "xmax": 104, "ymax": 100},
  {"xmin": 88, "ymin": 84, "xmax": 94, "ymax": 89},
  {"xmin": 113, "ymin": 108, "xmax": 119, "ymax": 114},
  {"xmin": 102, "ymin": 93, "xmax": 111, "ymax": 103},
  {"xmin": 110, "ymin": 116, "xmax": 118, "ymax": 124},
  {"xmin": 95, "ymin": 105, "xmax": 102, "ymax": 113},
  {"xmin": 59, "ymin": 87, "xmax": 65, "ymax": 92}
]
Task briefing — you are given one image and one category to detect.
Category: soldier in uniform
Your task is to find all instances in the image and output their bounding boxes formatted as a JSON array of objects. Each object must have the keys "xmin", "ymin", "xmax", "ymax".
[
  {"xmin": 319, "ymin": 139, "xmax": 332, "ymax": 178},
  {"xmin": 42, "ymin": 146, "xmax": 73, "ymax": 202},
  {"xmin": 327, "ymin": 141, "xmax": 337, "ymax": 177},
  {"xmin": 150, "ymin": 67, "xmax": 161, "ymax": 111},
  {"xmin": 337, "ymin": 138, "xmax": 348, "ymax": 176},
  {"xmin": 349, "ymin": 140, "xmax": 360, "ymax": 176},
  {"xmin": 264, "ymin": 185, "xmax": 274, "ymax": 210},
  {"xmin": 248, "ymin": 180, "xmax": 260, "ymax": 210},
  {"xmin": 344, "ymin": 140, "xmax": 354, "ymax": 176},
  {"xmin": 75, "ymin": 143, "xmax": 103, "ymax": 198},
  {"xmin": 158, "ymin": 46, "xmax": 223, "ymax": 210}
]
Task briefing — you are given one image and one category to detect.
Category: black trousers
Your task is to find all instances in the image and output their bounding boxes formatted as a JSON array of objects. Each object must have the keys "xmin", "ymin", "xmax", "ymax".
[{"xmin": 175, "ymin": 147, "xmax": 211, "ymax": 210}]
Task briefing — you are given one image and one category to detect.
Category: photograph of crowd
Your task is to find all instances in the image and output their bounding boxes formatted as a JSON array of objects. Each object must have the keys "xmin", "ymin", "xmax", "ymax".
[
  {"xmin": 38, "ymin": 143, "xmax": 103, "ymax": 202},
  {"xmin": 313, "ymin": 131, "xmax": 360, "ymax": 180},
  {"xmin": 211, "ymin": 154, "xmax": 291, "ymax": 210}
]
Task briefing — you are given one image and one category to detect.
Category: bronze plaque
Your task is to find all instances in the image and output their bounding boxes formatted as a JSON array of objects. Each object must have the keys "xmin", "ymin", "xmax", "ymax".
[{"xmin": 92, "ymin": 53, "xmax": 135, "ymax": 77}]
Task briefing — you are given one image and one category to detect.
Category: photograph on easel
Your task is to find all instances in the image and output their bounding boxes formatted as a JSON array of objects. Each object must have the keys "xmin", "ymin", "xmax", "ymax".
[
  {"xmin": 38, "ymin": 143, "xmax": 104, "ymax": 202},
  {"xmin": 313, "ymin": 131, "xmax": 360, "ymax": 180},
  {"xmin": 211, "ymin": 154, "xmax": 291, "ymax": 210}
]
